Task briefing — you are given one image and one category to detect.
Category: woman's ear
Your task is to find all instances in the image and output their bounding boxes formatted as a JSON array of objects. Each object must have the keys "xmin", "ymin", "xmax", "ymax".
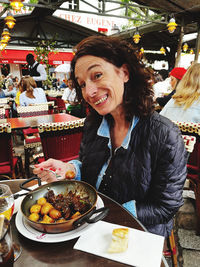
[{"xmin": 121, "ymin": 64, "xmax": 129, "ymax": 83}]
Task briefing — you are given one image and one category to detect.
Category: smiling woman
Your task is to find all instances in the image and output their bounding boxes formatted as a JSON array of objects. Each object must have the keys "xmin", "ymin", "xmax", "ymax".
[{"xmin": 33, "ymin": 35, "xmax": 187, "ymax": 239}]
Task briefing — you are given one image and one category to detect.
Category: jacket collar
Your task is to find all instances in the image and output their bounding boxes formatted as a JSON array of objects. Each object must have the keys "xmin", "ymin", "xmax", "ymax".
[{"xmin": 97, "ymin": 116, "xmax": 139, "ymax": 149}]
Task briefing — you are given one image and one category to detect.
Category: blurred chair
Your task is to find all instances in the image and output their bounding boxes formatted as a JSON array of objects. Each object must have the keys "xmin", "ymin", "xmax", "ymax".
[
  {"xmin": 16, "ymin": 104, "xmax": 49, "ymax": 178},
  {"xmin": 17, "ymin": 104, "xmax": 49, "ymax": 117},
  {"xmin": 55, "ymin": 97, "xmax": 66, "ymax": 113},
  {"xmin": 0, "ymin": 123, "xmax": 24, "ymax": 179},
  {"xmin": 37, "ymin": 119, "xmax": 85, "ymax": 163},
  {"xmin": 46, "ymin": 95, "xmax": 66, "ymax": 113},
  {"xmin": 0, "ymin": 98, "xmax": 10, "ymax": 105},
  {"xmin": 0, "ymin": 108, "xmax": 5, "ymax": 119},
  {"xmin": 174, "ymin": 121, "xmax": 200, "ymax": 235},
  {"xmin": 166, "ymin": 133, "xmax": 196, "ymax": 267}
]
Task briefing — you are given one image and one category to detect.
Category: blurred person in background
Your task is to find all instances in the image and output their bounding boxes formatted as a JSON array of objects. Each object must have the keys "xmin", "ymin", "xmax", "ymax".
[
  {"xmin": 19, "ymin": 76, "xmax": 47, "ymax": 106},
  {"xmin": 159, "ymin": 63, "xmax": 169, "ymax": 80},
  {"xmin": 156, "ymin": 67, "xmax": 187, "ymax": 108},
  {"xmin": 62, "ymin": 78, "xmax": 84, "ymax": 117},
  {"xmin": 3, "ymin": 82, "xmax": 17, "ymax": 98},
  {"xmin": 0, "ymin": 87, "xmax": 5, "ymax": 98},
  {"xmin": 15, "ymin": 78, "xmax": 25, "ymax": 107},
  {"xmin": 0, "ymin": 76, "xmax": 6, "ymax": 98},
  {"xmin": 59, "ymin": 79, "xmax": 68, "ymax": 89},
  {"xmin": 160, "ymin": 63, "xmax": 200, "ymax": 123},
  {"xmin": 26, "ymin": 53, "xmax": 47, "ymax": 88}
]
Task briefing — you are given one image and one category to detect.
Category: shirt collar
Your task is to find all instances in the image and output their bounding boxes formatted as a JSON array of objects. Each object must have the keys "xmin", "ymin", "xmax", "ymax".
[
  {"xmin": 32, "ymin": 61, "xmax": 38, "ymax": 68},
  {"xmin": 97, "ymin": 116, "xmax": 139, "ymax": 149}
]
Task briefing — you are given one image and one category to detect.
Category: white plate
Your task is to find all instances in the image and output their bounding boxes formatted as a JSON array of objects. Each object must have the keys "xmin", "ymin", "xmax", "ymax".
[
  {"xmin": 15, "ymin": 196, "xmax": 104, "ymax": 243},
  {"xmin": 74, "ymin": 221, "xmax": 164, "ymax": 267}
]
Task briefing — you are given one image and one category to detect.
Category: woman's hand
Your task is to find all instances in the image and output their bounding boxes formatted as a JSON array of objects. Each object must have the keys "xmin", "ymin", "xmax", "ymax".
[{"xmin": 33, "ymin": 158, "xmax": 76, "ymax": 183}]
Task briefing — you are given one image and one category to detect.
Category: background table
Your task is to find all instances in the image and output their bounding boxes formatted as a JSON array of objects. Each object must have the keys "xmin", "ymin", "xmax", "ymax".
[
  {"xmin": 0, "ymin": 180, "xmax": 168, "ymax": 267},
  {"xmin": 0, "ymin": 113, "xmax": 80, "ymax": 130}
]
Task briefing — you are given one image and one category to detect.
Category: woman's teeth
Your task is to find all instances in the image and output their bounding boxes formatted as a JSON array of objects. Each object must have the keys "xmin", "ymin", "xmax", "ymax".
[{"xmin": 95, "ymin": 96, "xmax": 108, "ymax": 105}]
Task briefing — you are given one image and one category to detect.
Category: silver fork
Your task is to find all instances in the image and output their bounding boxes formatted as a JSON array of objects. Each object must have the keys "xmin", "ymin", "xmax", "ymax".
[{"xmin": 30, "ymin": 165, "xmax": 62, "ymax": 180}]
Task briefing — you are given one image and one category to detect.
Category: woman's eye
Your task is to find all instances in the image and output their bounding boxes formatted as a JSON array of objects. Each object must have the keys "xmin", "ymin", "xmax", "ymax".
[
  {"xmin": 94, "ymin": 73, "xmax": 102, "ymax": 79},
  {"xmin": 79, "ymin": 83, "xmax": 85, "ymax": 90}
]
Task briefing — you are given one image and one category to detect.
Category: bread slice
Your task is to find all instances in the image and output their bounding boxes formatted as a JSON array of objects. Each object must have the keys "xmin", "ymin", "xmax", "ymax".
[{"xmin": 107, "ymin": 228, "xmax": 129, "ymax": 253}]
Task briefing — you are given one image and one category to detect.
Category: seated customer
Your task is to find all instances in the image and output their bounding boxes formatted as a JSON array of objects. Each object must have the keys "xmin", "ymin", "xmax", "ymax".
[
  {"xmin": 62, "ymin": 79, "xmax": 84, "ymax": 117},
  {"xmin": 160, "ymin": 63, "xmax": 200, "ymax": 123},
  {"xmin": 15, "ymin": 78, "xmax": 25, "ymax": 107},
  {"xmin": 19, "ymin": 77, "xmax": 47, "ymax": 106},
  {"xmin": 0, "ymin": 88, "xmax": 5, "ymax": 98},
  {"xmin": 33, "ymin": 35, "xmax": 187, "ymax": 238},
  {"xmin": 156, "ymin": 67, "xmax": 187, "ymax": 107},
  {"xmin": 3, "ymin": 82, "xmax": 17, "ymax": 98}
]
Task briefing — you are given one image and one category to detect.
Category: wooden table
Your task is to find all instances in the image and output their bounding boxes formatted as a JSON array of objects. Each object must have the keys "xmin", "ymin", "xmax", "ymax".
[
  {"xmin": 0, "ymin": 113, "xmax": 80, "ymax": 130},
  {"xmin": 0, "ymin": 180, "xmax": 168, "ymax": 267}
]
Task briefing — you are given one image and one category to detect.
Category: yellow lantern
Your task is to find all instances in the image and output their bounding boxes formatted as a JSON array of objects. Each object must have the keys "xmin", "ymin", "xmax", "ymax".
[
  {"xmin": 190, "ymin": 48, "xmax": 194, "ymax": 54},
  {"xmin": 140, "ymin": 47, "xmax": 144, "ymax": 54},
  {"xmin": 167, "ymin": 18, "xmax": 177, "ymax": 33},
  {"xmin": 183, "ymin": 43, "xmax": 188, "ymax": 52},
  {"xmin": 9, "ymin": 0, "xmax": 24, "ymax": 11},
  {"xmin": 2, "ymin": 28, "xmax": 11, "ymax": 42},
  {"xmin": 4, "ymin": 12, "xmax": 16, "ymax": 29},
  {"xmin": 0, "ymin": 39, "xmax": 8, "ymax": 49},
  {"xmin": 133, "ymin": 30, "xmax": 141, "ymax": 44},
  {"xmin": 160, "ymin": 46, "xmax": 166, "ymax": 54}
]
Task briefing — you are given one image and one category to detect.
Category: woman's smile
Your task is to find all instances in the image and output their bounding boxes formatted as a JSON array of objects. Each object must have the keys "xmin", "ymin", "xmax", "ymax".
[{"xmin": 94, "ymin": 95, "xmax": 108, "ymax": 106}]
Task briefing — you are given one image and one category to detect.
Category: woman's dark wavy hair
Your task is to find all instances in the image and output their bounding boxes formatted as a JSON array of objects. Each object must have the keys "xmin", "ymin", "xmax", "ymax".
[{"xmin": 70, "ymin": 35, "xmax": 154, "ymax": 121}]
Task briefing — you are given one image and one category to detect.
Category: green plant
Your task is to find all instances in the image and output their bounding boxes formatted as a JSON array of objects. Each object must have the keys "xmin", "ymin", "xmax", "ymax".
[
  {"xmin": 120, "ymin": 0, "xmax": 162, "ymax": 30},
  {"xmin": 34, "ymin": 39, "xmax": 58, "ymax": 88}
]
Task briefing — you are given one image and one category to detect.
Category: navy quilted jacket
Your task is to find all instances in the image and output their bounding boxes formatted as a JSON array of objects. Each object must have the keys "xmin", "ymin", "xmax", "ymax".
[{"xmin": 80, "ymin": 111, "xmax": 187, "ymax": 237}]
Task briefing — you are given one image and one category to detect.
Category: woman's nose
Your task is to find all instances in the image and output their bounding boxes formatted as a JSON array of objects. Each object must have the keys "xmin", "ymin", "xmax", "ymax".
[{"xmin": 85, "ymin": 81, "xmax": 97, "ymax": 97}]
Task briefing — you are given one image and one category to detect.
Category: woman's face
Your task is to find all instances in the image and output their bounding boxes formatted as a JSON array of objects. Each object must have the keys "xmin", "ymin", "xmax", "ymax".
[
  {"xmin": 170, "ymin": 75, "xmax": 178, "ymax": 90},
  {"xmin": 75, "ymin": 55, "xmax": 129, "ymax": 116}
]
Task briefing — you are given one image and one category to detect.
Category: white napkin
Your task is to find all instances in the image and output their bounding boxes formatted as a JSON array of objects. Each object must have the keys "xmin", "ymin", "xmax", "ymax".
[{"xmin": 74, "ymin": 221, "xmax": 164, "ymax": 267}]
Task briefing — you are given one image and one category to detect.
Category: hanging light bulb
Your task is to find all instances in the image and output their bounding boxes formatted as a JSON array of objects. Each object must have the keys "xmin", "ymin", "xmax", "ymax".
[
  {"xmin": 133, "ymin": 29, "xmax": 141, "ymax": 44},
  {"xmin": 140, "ymin": 47, "xmax": 144, "ymax": 54},
  {"xmin": 4, "ymin": 12, "xmax": 16, "ymax": 29},
  {"xmin": 1, "ymin": 28, "xmax": 11, "ymax": 42},
  {"xmin": 190, "ymin": 48, "xmax": 194, "ymax": 54},
  {"xmin": 183, "ymin": 43, "xmax": 188, "ymax": 52},
  {"xmin": 167, "ymin": 17, "xmax": 177, "ymax": 33},
  {"xmin": 0, "ymin": 39, "xmax": 8, "ymax": 49},
  {"xmin": 9, "ymin": 0, "xmax": 24, "ymax": 12},
  {"xmin": 160, "ymin": 46, "xmax": 166, "ymax": 54}
]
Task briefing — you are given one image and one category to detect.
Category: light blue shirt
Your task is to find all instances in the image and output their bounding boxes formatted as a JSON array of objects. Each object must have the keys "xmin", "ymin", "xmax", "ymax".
[
  {"xmin": 69, "ymin": 115, "xmax": 139, "ymax": 217},
  {"xmin": 3, "ymin": 87, "xmax": 17, "ymax": 97},
  {"xmin": 160, "ymin": 98, "xmax": 200, "ymax": 123},
  {"xmin": 19, "ymin": 88, "xmax": 47, "ymax": 106}
]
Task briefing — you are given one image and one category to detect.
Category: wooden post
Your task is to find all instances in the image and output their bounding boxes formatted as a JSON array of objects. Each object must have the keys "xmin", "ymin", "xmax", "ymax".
[
  {"xmin": 194, "ymin": 22, "xmax": 200, "ymax": 62},
  {"xmin": 175, "ymin": 20, "xmax": 184, "ymax": 67}
]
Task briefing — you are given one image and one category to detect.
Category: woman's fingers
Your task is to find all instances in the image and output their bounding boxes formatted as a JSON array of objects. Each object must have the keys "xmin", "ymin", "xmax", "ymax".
[
  {"xmin": 35, "ymin": 170, "xmax": 57, "ymax": 183},
  {"xmin": 34, "ymin": 158, "xmax": 55, "ymax": 169}
]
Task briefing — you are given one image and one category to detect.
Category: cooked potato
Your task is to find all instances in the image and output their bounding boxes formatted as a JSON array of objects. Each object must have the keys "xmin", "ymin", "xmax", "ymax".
[
  {"xmin": 41, "ymin": 202, "xmax": 53, "ymax": 215},
  {"xmin": 37, "ymin": 197, "xmax": 47, "ymax": 206},
  {"xmin": 65, "ymin": 170, "xmax": 75, "ymax": 179},
  {"xmin": 29, "ymin": 212, "xmax": 40, "ymax": 222},
  {"xmin": 71, "ymin": 211, "xmax": 81, "ymax": 219},
  {"xmin": 30, "ymin": 204, "xmax": 41, "ymax": 214},
  {"xmin": 49, "ymin": 208, "xmax": 62, "ymax": 220},
  {"xmin": 42, "ymin": 214, "xmax": 54, "ymax": 224}
]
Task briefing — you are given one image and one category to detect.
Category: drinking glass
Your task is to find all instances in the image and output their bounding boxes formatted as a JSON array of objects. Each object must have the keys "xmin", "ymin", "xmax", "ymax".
[
  {"xmin": 0, "ymin": 184, "xmax": 21, "ymax": 262},
  {"xmin": 0, "ymin": 215, "xmax": 14, "ymax": 266}
]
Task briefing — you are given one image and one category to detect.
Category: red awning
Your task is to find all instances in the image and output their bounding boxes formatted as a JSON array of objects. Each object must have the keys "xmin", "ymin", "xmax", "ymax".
[{"xmin": 0, "ymin": 49, "xmax": 74, "ymax": 65}]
